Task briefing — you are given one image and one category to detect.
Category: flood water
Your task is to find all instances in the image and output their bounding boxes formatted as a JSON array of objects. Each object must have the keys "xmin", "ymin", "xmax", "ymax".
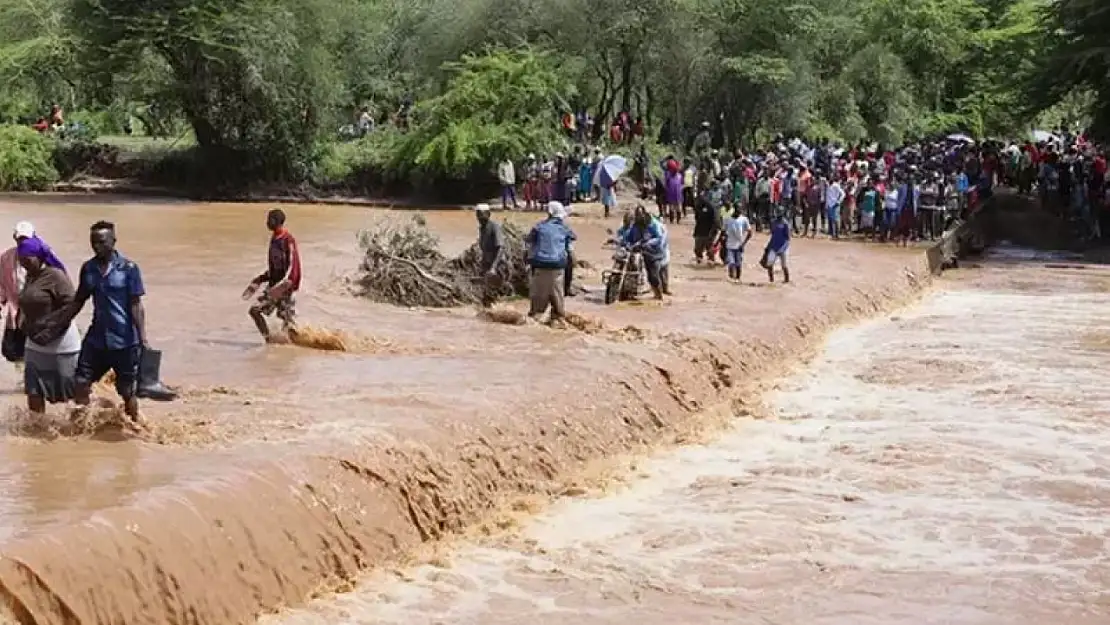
[
  {"xmin": 0, "ymin": 195, "xmax": 590, "ymax": 539},
  {"xmin": 264, "ymin": 252, "xmax": 1110, "ymax": 625}
]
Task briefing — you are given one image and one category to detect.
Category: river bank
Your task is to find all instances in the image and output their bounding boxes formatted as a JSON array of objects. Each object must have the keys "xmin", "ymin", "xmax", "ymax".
[
  {"xmin": 44, "ymin": 178, "xmax": 477, "ymax": 210},
  {"xmin": 0, "ymin": 194, "xmax": 966, "ymax": 624}
]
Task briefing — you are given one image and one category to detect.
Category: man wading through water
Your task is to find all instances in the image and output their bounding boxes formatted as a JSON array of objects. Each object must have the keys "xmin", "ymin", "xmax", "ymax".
[
  {"xmin": 474, "ymin": 203, "xmax": 506, "ymax": 306},
  {"xmin": 525, "ymin": 201, "xmax": 576, "ymax": 325},
  {"xmin": 243, "ymin": 209, "xmax": 303, "ymax": 342},
  {"xmin": 50, "ymin": 221, "xmax": 163, "ymax": 425}
]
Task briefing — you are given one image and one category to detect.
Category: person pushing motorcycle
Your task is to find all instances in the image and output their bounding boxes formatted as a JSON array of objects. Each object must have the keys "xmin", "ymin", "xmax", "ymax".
[{"xmin": 620, "ymin": 208, "xmax": 668, "ymax": 300}]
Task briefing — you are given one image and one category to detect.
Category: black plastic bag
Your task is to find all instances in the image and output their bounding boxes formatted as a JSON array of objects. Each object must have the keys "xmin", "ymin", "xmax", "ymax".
[
  {"xmin": 758, "ymin": 247, "xmax": 771, "ymax": 269},
  {"xmin": 2, "ymin": 328, "xmax": 25, "ymax": 363}
]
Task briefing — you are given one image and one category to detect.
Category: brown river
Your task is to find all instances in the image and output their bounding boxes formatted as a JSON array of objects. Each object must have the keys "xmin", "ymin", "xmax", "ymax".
[
  {"xmin": 0, "ymin": 194, "xmax": 1106, "ymax": 624},
  {"xmin": 263, "ymin": 249, "xmax": 1110, "ymax": 625}
]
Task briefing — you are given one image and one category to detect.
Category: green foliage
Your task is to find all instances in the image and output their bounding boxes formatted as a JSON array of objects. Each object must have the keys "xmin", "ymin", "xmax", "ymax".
[
  {"xmin": 0, "ymin": 125, "xmax": 60, "ymax": 191},
  {"xmin": 388, "ymin": 48, "xmax": 572, "ymax": 180},
  {"xmin": 0, "ymin": 0, "xmax": 1101, "ymax": 193},
  {"xmin": 0, "ymin": 0, "xmax": 78, "ymax": 120},
  {"xmin": 71, "ymin": 0, "xmax": 346, "ymax": 181},
  {"xmin": 312, "ymin": 131, "xmax": 397, "ymax": 185},
  {"xmin": 1032, "ymin": 0, "xmax": 1110, "ymax": 138}
]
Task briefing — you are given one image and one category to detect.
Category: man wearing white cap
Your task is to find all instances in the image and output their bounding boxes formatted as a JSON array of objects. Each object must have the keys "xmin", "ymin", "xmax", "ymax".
[
  {"xmin": 474, "ymin": 203, "xmax": 506, "ymax": 306},
  {"xmin": 524, "ymin": 201, "xmax": 576, "ymax": 324},
  {"xmin": 0, "ymin": 222, "xmax": 35, "ymax": 362}
]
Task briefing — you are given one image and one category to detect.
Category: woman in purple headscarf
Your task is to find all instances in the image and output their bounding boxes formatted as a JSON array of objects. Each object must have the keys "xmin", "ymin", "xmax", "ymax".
[{"xmin": 17, "ymin": 236, "xmax": 80, "ymax": 412}]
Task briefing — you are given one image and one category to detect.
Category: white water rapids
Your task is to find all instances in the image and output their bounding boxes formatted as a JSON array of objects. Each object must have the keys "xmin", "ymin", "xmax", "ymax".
[{"xmin": 266, "ymin": 251, "xmax": 1110, "ymax": 625}]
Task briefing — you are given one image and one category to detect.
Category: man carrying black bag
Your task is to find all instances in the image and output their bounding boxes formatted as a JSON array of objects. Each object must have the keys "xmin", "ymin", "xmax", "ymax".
[{"xmin": 46, "ymin": 221, "xmax": 176, "ymax": 427}]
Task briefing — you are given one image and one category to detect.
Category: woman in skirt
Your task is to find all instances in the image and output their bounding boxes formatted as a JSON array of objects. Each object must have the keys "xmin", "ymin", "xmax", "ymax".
[{"xmin": 17, "ymin": 236, "xmax": 80, "ymax": 413}]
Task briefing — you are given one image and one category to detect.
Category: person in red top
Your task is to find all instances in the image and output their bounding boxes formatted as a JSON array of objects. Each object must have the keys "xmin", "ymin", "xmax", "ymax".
[
  {"xmin": 243, "ymin": 208, "xmax": 302, "ymax": 342},
  {"xmin": 1093, "ymin": 152, "xmax": 1107, "ymax": 180},
  {"xmin": 609, "ymin": 120, "xmax": 623, "ymax": 144}
]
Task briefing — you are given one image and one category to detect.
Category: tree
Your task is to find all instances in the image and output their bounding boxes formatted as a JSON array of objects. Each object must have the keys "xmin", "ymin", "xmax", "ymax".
[
  {"xmin": 71, "ymin": 0, "xmax": 345, "ymax": 180},
  {"xmin": 1032, "ymin": 0, "xmax": 1110, "ymax": 138},
  {"xmin": 388, "ymin": 48, "xmax": 574, "ymax": 180}
]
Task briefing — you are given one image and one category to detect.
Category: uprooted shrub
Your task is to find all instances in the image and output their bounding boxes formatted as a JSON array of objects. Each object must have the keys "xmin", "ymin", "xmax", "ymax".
[{"xmin": 356, "ymin": 215, "xmax": 529, "ymax": 307}]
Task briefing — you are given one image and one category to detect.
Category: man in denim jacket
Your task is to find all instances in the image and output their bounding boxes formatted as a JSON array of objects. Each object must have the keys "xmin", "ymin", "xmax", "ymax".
[{"xmin": 525, "ymin": 202, "xmax": 577, "ymax": 323}]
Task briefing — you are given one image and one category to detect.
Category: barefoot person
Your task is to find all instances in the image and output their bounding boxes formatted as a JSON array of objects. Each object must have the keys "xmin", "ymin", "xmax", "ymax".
[
  {"xmin": 50, "ymin": 221, "xmax": 149, "ymax": 423},
  {"xmin": 17, "ymin": 235, "xmax": 80, "ymax": 413},
  {"xmin": 243, "ymin": 209, "xmax": 302, "ymax": 342}
]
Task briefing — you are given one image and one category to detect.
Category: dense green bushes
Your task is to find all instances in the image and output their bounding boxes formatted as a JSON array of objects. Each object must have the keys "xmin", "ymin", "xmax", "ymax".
[{"xmin": 0, "ymin": 125, "xmax": 59, "ymax": 191}]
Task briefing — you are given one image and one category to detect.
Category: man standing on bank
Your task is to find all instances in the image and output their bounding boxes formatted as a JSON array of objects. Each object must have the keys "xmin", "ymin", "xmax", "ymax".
[
  {"xmin": 48, "ymin": 221, "xmax": 151, "ymax": 424},
  {"xmin": 243, "ymin": 209, "xmax": 302, "ymax": 342}
]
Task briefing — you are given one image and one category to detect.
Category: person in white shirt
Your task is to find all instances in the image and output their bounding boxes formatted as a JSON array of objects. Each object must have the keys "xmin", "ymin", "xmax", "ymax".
[
  {"xmin": 825, "ymin": 179, "xmax": 846, "ymax": 239},
  {"xmin": 723, "ymin": 207, "xmax": 753, "ymax": 281},
  {"xmin": 497, "ymin": 158, "xmax": 517, "ymax": 210},
  {"xmin": 882, "ymin": 184, "xmax": 900, "ymax": 241}
]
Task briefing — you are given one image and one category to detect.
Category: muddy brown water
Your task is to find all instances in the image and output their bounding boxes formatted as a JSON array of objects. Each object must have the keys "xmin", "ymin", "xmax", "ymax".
[
  {"xmin": 263, "ymin": 250, "xmax": 1110, "ymax": 625},
  {"xmin": 0, "ymin": 194, "xmax": 933, "ymax": 624}
]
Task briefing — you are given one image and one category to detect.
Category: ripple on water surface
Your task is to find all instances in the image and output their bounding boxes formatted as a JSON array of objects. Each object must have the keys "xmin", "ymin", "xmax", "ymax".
[{"xmin": 265, "ymin": 262, "xmax": 1110, "ymax": 625}]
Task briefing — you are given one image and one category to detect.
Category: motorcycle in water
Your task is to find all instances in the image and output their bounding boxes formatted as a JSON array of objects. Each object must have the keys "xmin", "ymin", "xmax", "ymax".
[{"xmin": 602, "ymin": 245, "xmax": 645, "ymax": 304}]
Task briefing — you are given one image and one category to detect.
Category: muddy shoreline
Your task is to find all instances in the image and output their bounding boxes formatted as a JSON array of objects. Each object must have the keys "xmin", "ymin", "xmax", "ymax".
[
  {"xmin": 44, "ymin": 179, "xmax": 475, "ymax": 210},
  {"xmin": 0, "ymin": 194, "xmax": 998, "ymax": 625}
]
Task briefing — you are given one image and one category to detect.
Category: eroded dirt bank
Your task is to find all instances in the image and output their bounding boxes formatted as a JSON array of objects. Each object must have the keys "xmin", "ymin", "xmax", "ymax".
[{"xmin": 0, "ymin": 195, "xmax": 933, "ymax": 624}]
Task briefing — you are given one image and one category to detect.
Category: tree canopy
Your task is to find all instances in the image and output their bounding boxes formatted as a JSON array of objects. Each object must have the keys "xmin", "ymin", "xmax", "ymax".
[{"xmin": 0, "ymin": 0, "xmax": 1101, "ymax": 185}]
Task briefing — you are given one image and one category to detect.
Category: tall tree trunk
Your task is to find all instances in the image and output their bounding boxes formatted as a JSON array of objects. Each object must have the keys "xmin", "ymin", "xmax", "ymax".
[{"xmin": 619, "ymin": 48, "xmax": 634, "ymax": 114}]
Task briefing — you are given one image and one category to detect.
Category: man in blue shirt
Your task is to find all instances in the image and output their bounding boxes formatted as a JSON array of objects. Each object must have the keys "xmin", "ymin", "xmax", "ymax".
[
  {"xmin": 525, "ymin": 202, "xmax": 576, "ymax": 324},
  {"xmin": 54, "ymin": 221, "xmax": 149, "ymax": 423},
  {"xmin": 763, "ymin": 210, "xmax": 791, "ymax": 283}
]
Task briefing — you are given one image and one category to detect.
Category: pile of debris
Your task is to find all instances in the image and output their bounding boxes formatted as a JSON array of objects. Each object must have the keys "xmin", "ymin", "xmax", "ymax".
[{"xmin": 356, "ymin": 215, "xmax": 530, "ymax": 307}]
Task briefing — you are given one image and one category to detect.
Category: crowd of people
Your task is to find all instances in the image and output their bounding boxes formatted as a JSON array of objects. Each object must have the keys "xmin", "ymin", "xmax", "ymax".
[{"xmin": 481, "ymin": 118, "xmax": 1108, "ymax": 326}]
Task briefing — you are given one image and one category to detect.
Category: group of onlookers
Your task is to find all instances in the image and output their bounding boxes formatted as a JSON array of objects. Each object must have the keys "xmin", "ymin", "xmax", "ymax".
[
  {"xmin": 497, "ymin": 147, "xmax": 618, "ymax": 215},
  {"xmin": 1000, "ymin": 137, "xmax": 1107, "ymax": 240}
]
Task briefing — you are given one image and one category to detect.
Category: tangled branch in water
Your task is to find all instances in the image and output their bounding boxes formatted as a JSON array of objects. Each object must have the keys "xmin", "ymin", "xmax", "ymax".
[{"xmin": 356, "ymin": 215, "xmax": 529, "ymax": 307}]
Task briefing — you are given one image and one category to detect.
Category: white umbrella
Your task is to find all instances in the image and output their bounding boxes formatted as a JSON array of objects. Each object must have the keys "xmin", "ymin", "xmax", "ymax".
[
  {"xmin": 947, "ymin": 133, "xmax": 974, "ymax": 143},
  {"xmin": 1032, "ymin": 130, "xmax": 1061, "ymax": 144},
  {"xmin": 593, "ymin": 155, "xmax": 627, "ymax": 188}
]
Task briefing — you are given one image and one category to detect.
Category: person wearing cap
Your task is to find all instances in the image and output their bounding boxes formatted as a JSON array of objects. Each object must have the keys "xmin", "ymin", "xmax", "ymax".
[
  {"xmin": 524, "ymin": 202, "xmax": 576, "ymax": 324},
  {"xmin": 0, "ymin": 222, "xmax": 36, "ymax": 363},
  {"xmin": 474, "ymin": 204, "xmax": 506, "ymax": 306}
]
